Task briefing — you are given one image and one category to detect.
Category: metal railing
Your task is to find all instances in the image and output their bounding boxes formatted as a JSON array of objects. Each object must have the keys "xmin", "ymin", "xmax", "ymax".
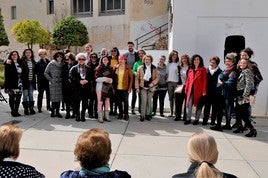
[{"xmin": 135, "ymin": 23, "xmax": 168, "ymax": 50}]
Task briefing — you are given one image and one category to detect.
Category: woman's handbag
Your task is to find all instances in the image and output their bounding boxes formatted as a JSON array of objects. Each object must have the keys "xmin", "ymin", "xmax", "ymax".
[{"xmin": 174, "ymin": 85, "xmax": 184, "ymax": 94}]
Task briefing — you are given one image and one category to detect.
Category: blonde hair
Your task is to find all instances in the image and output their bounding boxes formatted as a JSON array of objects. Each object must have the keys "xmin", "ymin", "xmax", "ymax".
[
  {"xmin": 38, "ymin": 49, "xmax": 47, "ymax": 56},
  {"xmin": 0, "ymin": 125, "xmax": 22, "ymax": 160},
  {"xmin": 188, "ymin": 131, "xmax": 223, "ymax": 178},
  {"xmin": 74, "ymin": 128, "xmax": 111, "ymax": 170}
]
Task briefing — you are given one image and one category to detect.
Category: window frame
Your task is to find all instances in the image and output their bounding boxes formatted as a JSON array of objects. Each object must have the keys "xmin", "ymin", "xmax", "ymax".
[
  {"xmin": 47, "ymin": 0, "xmax": 54, "ymax": 14},
  {"xmin": 72, "ymin": 0, "xmax": 93, "ymax": 17},
  {"xmin": 100, "ymin": 0, "xmax": 125, "ymax": 16},
  {"xmin": 11, "ymin": 6, "xmax": 16, "ymax": 20}
]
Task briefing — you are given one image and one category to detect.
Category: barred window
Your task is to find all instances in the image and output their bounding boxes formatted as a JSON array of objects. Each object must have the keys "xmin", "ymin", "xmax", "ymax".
[
  {"xmin": 47, "ymin": 0, "xmax": 54, "ymax": 14},
  {"xmin": 100, "ymin": 0, "xmax": 125, "ymax": 15},
  {"xmin": 73, "ymin": 0, "xmax": 93, "ymax": 16}
]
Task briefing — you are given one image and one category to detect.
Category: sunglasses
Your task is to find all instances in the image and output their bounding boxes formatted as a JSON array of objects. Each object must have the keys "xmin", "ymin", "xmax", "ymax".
[
  {"xmin": 111, "ymin": 50, "xmax": 117, "ymax": 52},
  {"xmin": 78, "ymin": 58, "xmax": 86, "ymax": 61},
  {"xmin": 57, "ymin": 55, "xmax": 63, "ymax": 58}
]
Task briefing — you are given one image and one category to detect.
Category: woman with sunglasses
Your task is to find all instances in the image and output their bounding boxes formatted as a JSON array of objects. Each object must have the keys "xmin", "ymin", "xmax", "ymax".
[
  {"xmin": 109, "ymin": 47, "xmax": 120, "ymax": 116},
  {"xmin": 44, "ymin": 51, "xmax": 65, "ymax": 118},
  {"xmin": 87, "ymin": 52, "xmax": 99, "ymax": 119},
  {"xmin": 69, "ymin": 53, "xmax": 93, "ymax": 122}
]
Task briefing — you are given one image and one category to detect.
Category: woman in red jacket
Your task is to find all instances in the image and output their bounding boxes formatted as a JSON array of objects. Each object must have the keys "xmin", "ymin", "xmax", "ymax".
[{"xmin": 184, "ymin": 54, "xmax": 207, "ymax": 125}]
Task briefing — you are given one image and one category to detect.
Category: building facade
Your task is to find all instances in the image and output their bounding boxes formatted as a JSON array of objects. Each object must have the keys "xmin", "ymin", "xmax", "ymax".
[
  {"xmin": 169, "ymin": 0, "xmax": 268, "ymax": 116},
  {"xmin": 0, "ymin": 0, "xmax": 168, "ymax": 53}
]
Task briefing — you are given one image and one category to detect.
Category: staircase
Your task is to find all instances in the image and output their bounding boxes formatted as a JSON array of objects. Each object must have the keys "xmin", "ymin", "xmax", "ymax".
[{"xmin": 135, "ymin": 23, "xmax": 168, "ymax": 50}]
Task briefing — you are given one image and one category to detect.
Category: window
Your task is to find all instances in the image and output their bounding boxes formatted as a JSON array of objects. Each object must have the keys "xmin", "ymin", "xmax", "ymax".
[
  {"xmin": 11, "ymin": 6, "xmax": 16, "ymax": 19},
  {"xmin": 47, "ymin": 0, "xmax": 54, "ymax": 14},
  {"xmin": 100, "ymin": 0, "xmax": 125, "ymax": 15},
  {"xmin": 73, "ymin": 0, "xmax": 93, "ymax": 16}
]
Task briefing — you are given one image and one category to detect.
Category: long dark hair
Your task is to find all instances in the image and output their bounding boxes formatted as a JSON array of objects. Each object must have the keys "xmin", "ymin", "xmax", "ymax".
[
  {"xmin": 7, "ymin": 50, "xmax": 20, "ymax": 62},
  {"xmin": 190, "ymin": 54, "xmax": 204, "ymax": 69},
  {"xmin": 21, "ymin": 48, "xmax": 34, "ymax": 60},
  {"xmin": 168, "ymin": 50, "xmax": 179, "ymax": 63}
]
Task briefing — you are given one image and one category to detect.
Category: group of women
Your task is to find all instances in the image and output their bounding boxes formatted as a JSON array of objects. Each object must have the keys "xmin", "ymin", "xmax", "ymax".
[{"xmin": 3, "ymin": 45, "xmax": 262, "ymax": 137}]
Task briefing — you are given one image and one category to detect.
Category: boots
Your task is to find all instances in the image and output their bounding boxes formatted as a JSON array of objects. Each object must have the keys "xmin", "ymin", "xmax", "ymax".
[
  {"xmin": 80, "ymin": 111, "xmax": 86, "ymax": 122},
  {"xmin": 97, "ymin": 111, "xmax": 104, "ymax": 123},
  {"xmin": 22, "ymin": 102, "xmax": 29, "ymax": 115},
  {"xmin": 9, "ymin": 99, "xmax": 16, "ymax": 117},
  {"xmin": 51, "ymin": 102, "xmax": 55, "ymax": 117},
  {"xmin": 245, "ymin": 128, "xmax": 257, "ymax": 137},
  {"xmin": 14, "ymin": 98, "xmax": 21, "ymax": 117},
  {"xmin": 55, "ymin": 102, "xmax": 62, "ymax": 118},
  {"xmin": 29, "ymin": 101, "xmax": 36, "ymax": 115},
  {"xmin": 104, "ymin": 110, "xmax": 111, "ymax": 122}
]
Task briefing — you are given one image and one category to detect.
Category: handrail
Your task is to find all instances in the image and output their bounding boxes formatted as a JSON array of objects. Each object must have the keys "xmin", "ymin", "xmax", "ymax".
[{"xmin": 135, "ymin": 23, "xmax": 168, "ymax": 49}]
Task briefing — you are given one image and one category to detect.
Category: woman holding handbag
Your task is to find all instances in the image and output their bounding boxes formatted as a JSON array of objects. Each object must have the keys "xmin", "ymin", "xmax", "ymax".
[{"xmin": 95, "ymin": 56, "xmax": 114, "ymax": 123}]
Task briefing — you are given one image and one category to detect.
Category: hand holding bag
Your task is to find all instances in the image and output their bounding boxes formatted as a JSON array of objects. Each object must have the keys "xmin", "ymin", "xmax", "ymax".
[{"xmin": 174, "ymin": 84, "xmax": 184, "ymax": 94}]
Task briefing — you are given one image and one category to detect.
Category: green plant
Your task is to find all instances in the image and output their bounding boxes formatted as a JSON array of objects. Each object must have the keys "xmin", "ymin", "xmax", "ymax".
[
  {"xmin": 52, "ymin": 16, "xmax": 88, "ymax": 48},
  {"xmin": 11, "ymin": 20, "xmax": 49, "ymax": 49},
  {"xmin": 0, "ymin": 63, "xmax": 4, "ymax": 87}
]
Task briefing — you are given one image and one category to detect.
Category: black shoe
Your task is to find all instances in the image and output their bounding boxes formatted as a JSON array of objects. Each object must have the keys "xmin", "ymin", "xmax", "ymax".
[
  {"xmin": 131, "ymin": 109, "xmax": 136, "ymax": 115},
  {"xmin": 80, "ymin": 116, "xmax": 86, "ymax": 122},
  {"xmin": 184, "ymin": 120, "xmax": 191, "ymax": 125},
  {"xmin": 202, "ymin": 122, "xmax": 208, "ymax": 126},
  {"xmin": 123, "ymin": 114, "xmax": 129, "ymax": 121},
  {"xmin": 160, "ymin": 114, "xmax": 165, "ymax": 117},
  {"xmin": 151, "ymin": 112, "xmax": 156, "ymax": 116},
  {"xmin": 117, "ymin": 113, "xmax": 123, "ymax": 120},
  {"xmin": 210, "ymin": 121, "xmax": 215, "ymax": 125},
  {"xmin": 245, "ymin": 129, "xmax": 257, "ymax": 137},
  {"xmin": 145, "ymin": 115, "xmax": 151, "ymax": 121},
  {"xmin": 210, "ymin": 125, "xmax": 223, "ymax": 132},
  {"xmin": 15, "ymin": 112, "xmax": 21, "ymax": 117},
  {"xmin": 65, "ymin": 113, "xmax": 70, "ymax": 119},
  {"xmin": 71, "ymin": 114, "xmax": 76, "ymax": 118},
  {"xmin": 232, "ymin": 122, "xmax": 239, "ymax": 128},
  {"xmin": 56, "ymin": 113, "xmax": 63, "ymax": 118},
  {"xmin": 51, "ymin": 111, "xmax": 55, "ymax": 117},
  {"xmin": 174, "ymin": 117, "xmax": 182, "ymax": 121},
  {"xmin": 140, "ymin": 116, "xmax": 145, "ymax": 122},
  {"xmin": 38, "ymin": 109, "xmax": 42, "ymax": 113},
  {"xmin": 29, "ymin": 109, "xmax": 36, "ymax": 115},
  {"xmin": 192, "ymin": 120, "xmax": 199, "ymax": 125},
  {"xmin": 233, "ymin": 126, "xmax": 244, "ymax": 133},
  {"xmin": 222, "ymin": 124, "xmax": 232, "ymax": 130},
  {"xmin": 76, "ymin": 116, "xmax": 80, "ymax": 122}
]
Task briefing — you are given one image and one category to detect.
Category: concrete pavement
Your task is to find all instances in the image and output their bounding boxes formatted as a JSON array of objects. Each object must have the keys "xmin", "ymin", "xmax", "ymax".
[{"xmin": 0, "ymin": 91, "xmax": 268, "ymax": 178}]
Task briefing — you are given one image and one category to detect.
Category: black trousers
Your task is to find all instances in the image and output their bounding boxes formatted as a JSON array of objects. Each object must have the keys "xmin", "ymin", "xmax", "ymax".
[
  {"xmin": 37, "ymin": 86, "xmax": 50, "ymax": 110},
  {"xmin": 153, "ymin": 89, "xmax": 167, "ymax": 115}
]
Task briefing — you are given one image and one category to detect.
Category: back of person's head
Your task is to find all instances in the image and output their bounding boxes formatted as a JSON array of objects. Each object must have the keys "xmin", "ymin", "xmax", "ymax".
[
  {"xmin": 188, "ymin": 131, "xmax": 223, "ymax": 178},
  {"xmin": 0, "ymin": 125, "xmax": 22, "ymax": 161},
  {"xmin": 74, "ymin": 128, "xmax": 112, "ymax": 170}
]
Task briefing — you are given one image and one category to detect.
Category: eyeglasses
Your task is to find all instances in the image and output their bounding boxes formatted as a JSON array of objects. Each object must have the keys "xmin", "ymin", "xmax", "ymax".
[{"xmin": 78, "ymin": 58, "xmax": 86, "ymax": 61}]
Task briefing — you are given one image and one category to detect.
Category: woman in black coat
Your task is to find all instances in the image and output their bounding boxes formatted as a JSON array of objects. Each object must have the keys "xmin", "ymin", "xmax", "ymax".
[
  {"xmin": 35, "ymin": 49, "xmax": 50, "ymax": 113},
  {"xmin": 62, "ymin": 52, "xmax": 77, "ymax": 119},
  {"xmin": 3, "ymin": 51, "xmax": 23, "ymax": 117},
  {"xmin": 69, "ymin": 53, "xmax": 93, "ymax": 122}
]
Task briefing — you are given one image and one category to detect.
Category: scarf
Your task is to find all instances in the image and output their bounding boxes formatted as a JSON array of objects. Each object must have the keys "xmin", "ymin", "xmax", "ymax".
[
  {"xmin": 79, "ymin": 164, "xmax": 110, "ymax": 176},
  {"xmin": 143, "ymin": 64, "xmax": 152, "ymax": 81},
  {"xmin": 209, "ymin": 66, "xmax": 219, "ymax": 75}
]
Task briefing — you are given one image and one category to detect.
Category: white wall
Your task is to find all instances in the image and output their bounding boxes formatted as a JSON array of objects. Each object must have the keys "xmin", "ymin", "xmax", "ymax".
[{"xmin": 170, "ymin": 0, "xmax": 268, "ymax": 116}]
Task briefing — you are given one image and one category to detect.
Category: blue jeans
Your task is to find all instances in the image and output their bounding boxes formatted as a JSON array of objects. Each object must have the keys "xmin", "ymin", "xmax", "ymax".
[{"xmin": 22, "ymin": 81, "xmax": 34, "ymax": 102}]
